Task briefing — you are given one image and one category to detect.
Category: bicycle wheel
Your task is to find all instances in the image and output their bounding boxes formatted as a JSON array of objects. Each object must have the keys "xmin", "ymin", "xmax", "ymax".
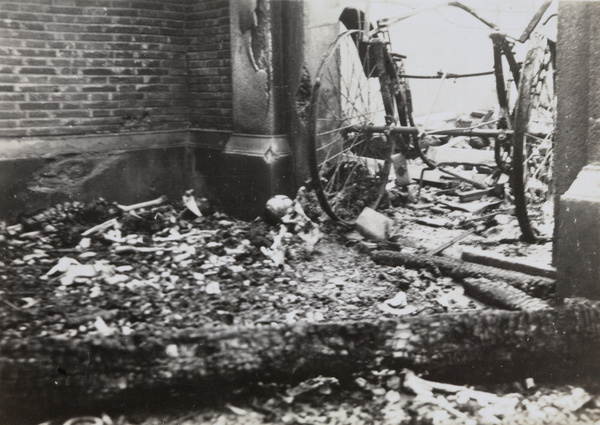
[
  {"xmin": 512, "ymin": 33, "xmax": 555, "ymax": 242},
  {"xmin": 309, "ymin": 30, "xmax": 395, "ymax": 224},
  {"xmin": 491, "ymin": 34, "xmax": 520, "ymax": 174}
]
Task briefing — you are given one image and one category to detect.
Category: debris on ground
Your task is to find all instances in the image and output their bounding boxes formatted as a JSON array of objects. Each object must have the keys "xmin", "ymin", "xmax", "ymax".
[{"xmin": 0, "ymin": 106, "xmax": 582, "ymax": 425}]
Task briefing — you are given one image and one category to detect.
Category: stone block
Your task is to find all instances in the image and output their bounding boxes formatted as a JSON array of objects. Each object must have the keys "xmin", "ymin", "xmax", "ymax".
[
  {"xmin": 355, "ymin": 207, "xmax": 393, "ymax": 241},
  {"xmin": 556, "ymin": 164, "xmax": 600, "ymax": 299}
]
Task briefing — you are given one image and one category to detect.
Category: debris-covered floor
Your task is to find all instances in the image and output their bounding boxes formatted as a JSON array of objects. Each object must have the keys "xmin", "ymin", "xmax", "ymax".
[
  {"xmin": 0, "ymin": 106, "xmax": 595, "ymax": 425},
  {"xmin": 1, "ymin": 185, "xmax": 599, "ymax": 425}
]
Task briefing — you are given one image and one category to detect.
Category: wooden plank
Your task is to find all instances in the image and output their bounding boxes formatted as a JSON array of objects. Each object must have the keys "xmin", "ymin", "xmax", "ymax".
[
  {"xmin": 458, "ymin": 185, "xmax": 504, "ymax": 203},
  {"xmin": 438, "ymin": 199, "xmax": 503, "ymax": 214},
  {"xmin": 461, "ymin": 247, "xmax": 556, "ymax": 279},
  {"xmin": 406, "ymin": 163, "xmax": 491, "ymax": 189},
  {"xmin": 427, "ymin": 146, "xmax": 496, "ymax": 167}
]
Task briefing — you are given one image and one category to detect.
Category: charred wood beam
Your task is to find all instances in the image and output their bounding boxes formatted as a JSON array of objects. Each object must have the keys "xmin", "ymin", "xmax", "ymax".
[
  {"xmin": 1, "ymin": 302, "xmax": 599, "ymax": 417},
  {"xmin": 463, "ymin": 277, "xmax": 551, "ymax": 311},
  {"xmin": 371, "ymin": 250, "xmax": 555, "ymax": 298}
]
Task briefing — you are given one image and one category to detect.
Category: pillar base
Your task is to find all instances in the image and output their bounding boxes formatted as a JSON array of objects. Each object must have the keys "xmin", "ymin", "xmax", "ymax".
[
  {"xmin": 556, "ymin": 163, "xmax": 600, "ymax": 299},
  {"xmin": 191, "ymin": 131, "xmax": 294, "ymax": 220}
]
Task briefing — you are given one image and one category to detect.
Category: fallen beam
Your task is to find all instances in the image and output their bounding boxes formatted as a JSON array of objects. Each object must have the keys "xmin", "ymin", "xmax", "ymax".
[
  {"xmin": 461, "ymin": 247, "xmax": 556, "ymax": 279},
  {"xmin": 1, "ymin": 303, "xmax": 599, "ymax": 419},
  {"xmin": 463, "ymin": 277, "xmax": 551, "ymax": 310},
  {"xmin": 371, "ymin": 250, "xmax": 555, "ymax": 298}
]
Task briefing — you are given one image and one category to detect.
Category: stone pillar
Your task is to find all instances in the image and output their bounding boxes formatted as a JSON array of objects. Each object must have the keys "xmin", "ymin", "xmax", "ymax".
[
  {"xmin": 230, "ymin": 0, "xmax": 284, "ymax": 135},
  {"xmin": 204, "ymin": 0, "xmax": 293, "ymax": 216},
  {"xmin": 555, "ymin": 2, "xmax": 600, "ymax": 298},
  {"xmin": 228, "ymin": 0, "xmax": 340, "ymax": 189}
]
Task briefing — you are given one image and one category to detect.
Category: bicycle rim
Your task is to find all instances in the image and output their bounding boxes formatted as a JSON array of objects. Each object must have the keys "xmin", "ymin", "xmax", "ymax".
[
  {"xmin": 513, "ymin": 33, "xmax": 555, "ymax": 242},
  {"xmin": 492, "ymin": 39, "xmax": 518, "ymax": 173},
  {"xmin": 309, "ymin": 30, "xmax": 394, "ymax": 225}
]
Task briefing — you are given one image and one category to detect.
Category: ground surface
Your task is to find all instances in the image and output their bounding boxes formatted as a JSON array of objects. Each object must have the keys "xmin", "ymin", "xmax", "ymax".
[{"xmin": 0, "ymin": 185, "xmax": 597, "ymax": 425}]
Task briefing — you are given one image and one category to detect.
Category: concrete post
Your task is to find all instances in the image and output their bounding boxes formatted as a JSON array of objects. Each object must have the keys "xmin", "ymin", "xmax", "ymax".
[{"xmin": 555, "ymin": 2, "xmax": 600, "ymax": 298}]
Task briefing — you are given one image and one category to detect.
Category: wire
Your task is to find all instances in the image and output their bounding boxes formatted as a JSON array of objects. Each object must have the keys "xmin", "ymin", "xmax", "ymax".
[
  {"xmin": 433, "ymin": 8, "xmax": 529, "ymax": 32},
  {"xmin": 404, "ymin": 70, "xmax": 495, "ymax": 79},
  {"xmin": 417, "ymin": 70, "xmax": 448, "ymax": 138}
]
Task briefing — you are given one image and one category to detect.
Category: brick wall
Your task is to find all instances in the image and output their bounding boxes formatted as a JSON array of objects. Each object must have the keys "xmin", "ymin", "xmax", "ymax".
[
  {"xmin": 186, "ymin": 0, "xmax": 233, "ymax": 130},
  {"xmin": 0, "ymin": 0, "xmax": 229, "ymax": 138}
]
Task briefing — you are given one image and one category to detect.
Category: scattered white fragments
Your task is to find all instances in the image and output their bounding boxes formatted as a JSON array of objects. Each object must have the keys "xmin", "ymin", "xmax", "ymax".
[
  {"xmin": 46, "ymin": 257, "xmax": 115, "ymax": 286},
  {"xmin": 93, "ymin": 316, "xmax": 116, "ymax": 337},
  {"xmin": 165, "ymin": 344, "xmax": 179, "ymax": 358},
  {"xmin": 385, "ymin": 291, "xmax": 408, "ymax": 308},
  {"xmin": 205, "ymin": 281, "xmax": 221, "ymax": 295},
  {"xmin": 182, "ymin": 190, "xmax": 203, "ymax": 217},
  {"xmin": 261, "ymin": 225, "xmax": 289, "ymax": 267},
  {"xmin": 262, "ymin": 193, "xmax": 324, "ymax": 262}
]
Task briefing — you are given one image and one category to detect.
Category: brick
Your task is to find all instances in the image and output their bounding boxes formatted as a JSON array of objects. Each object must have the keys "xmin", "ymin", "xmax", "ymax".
[
  {"xmin": 0, "ymin": 111, "xmax": 21, "ymax": 119},
  {"xmin": 82, "ymin": 86, "xmax": 116, "ymax": 92},
  {"xmin": 20, "ymin": 22, "xmax": 45, "ymax": 31},
  {"xmin": 49, "ymin": 6, "xmax": 83, "ymax": 15},
  {"xmin": 26, "ymin": 111, "xmax": 51, "ymax": 119},
  {"xmin": 0, "ymin": 93, "xmax": 25, "ymax": 101},
  {"xmin": 82, "ymin": 69, "xmax": 115, "ymax": 77},
  {"xmin": 91, "ymin": 110, "xmax": 112, "ymax": 117},
  {"xmin": 53, "ymin": 93, "xmax": 87, "ymax": 102},
  {"xmin": 27, "ymin": 93, "xmax": 50, "ymax": 101},
  {"xmin": 61, "ymin": 103, "xmax": 83, "ymax": 110},
  {"xmin": 48, "ymin": 76, "xmax": 83, "ymax": 85},
  {"xmin": 19, "ymin": 67, "xmax": 56, "ymax": 75},
  {"xmin": 136, "ymin": 68, "xmax": 168, "ymax": 76},
  {"xmin": 79, "ymin": 33, "xmax": 114, "ymax": 42},
  {"xmin": 112, "ymin": 92, "xmax": 144, "ymax": 100},
  {"xmin": 54, "ymin": 110, "xmax": 90, "ymax": 118},
  {"xmin": 19, "ymin": 119, "xmax": 62, "ymax": 127},
  {"xmin": 88, "ymin": 93, "xmax": 111, "ymax": 101},
  {"xmin": 109, "ymin": 76, "xmax": 142, "ymax": 84},
  {"xmin": 19, "ymin": 102, "xmax": 60, "ymax": 111},
  {"xmin": 24, "ymin": 58, "xmax": 49, "ymax": 67},
  {"xmin": 1, "ymin": 74, "xmax": 28, "ymax": 83},
  {"xmin": 86, "ymin": 77, "xmax": 109, "ymax": 85},
  {"xmin": 16, "ymin": 48, "xmax": 57, "ymax": 57},
  {"xmin": 0, "ymin": 120, "xmax": 18, "ymax": 128}
]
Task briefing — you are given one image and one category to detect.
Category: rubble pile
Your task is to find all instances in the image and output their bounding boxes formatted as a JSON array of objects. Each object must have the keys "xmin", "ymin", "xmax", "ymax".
[{"xmin": 45, "ymin": 371, "xmax": 600, "ymax": 425}]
